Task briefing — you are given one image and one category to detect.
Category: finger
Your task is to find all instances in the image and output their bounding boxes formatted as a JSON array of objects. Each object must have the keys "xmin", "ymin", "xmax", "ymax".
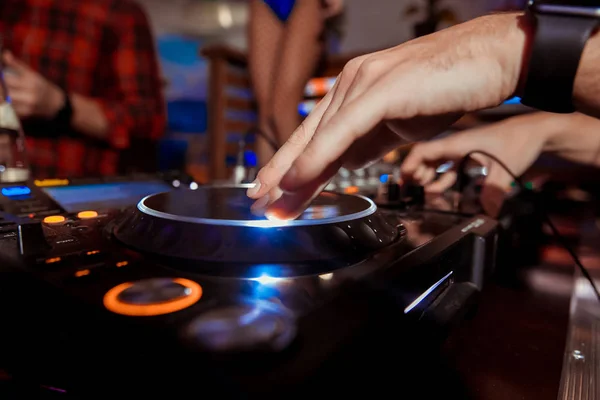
[
  {"xmin": 342, "ymin": 124, "xmax": 404, "ymax": 169},
  {"xmin": 247, "ymin": 79, "xmax": 340, "ymax": 199},
  {"xmin": 425, "ymin": 170, "xmax": 458, "ymax": 193},
  {"xmin": 3, "ymin": 73, "xmax": 24, "ymax": 89},
  {"xmin": 250, "ymin": 186, "xmax": 283, "ymax": 217},
  {"xmin": 3, "ymin": 51, "xmax": 28, "ymax": 74},
  {"xmin": 278, "ymin": 82, "xmax": 389, "ymax": 194},
  {"xmin": 400, "ymin": 141, "xmax": 448, "ymax": 176},
  {"xmin": 265, "ymin": 161, "xmax": 342, "ymax": 220},
  {"xmin": 418, "ymin": 167, "xmax": 437, "ymax": 186}
]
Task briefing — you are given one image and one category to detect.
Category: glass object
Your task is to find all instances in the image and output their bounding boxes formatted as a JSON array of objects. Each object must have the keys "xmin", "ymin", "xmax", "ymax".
[{"xmin": 0, "ymin": 44, "xmax": 29, "ymax": 183}]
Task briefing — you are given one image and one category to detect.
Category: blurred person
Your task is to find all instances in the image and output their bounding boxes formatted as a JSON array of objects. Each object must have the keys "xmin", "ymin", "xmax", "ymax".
[
  {"xmin": 400, "ymin": 112, "xmax": 600, "ymax": 216},
  {"xmin": 248, "ymin": 0, "xmax": 345, "ymax": 167},
  {"xmin": 245, "ymin": 11, "xmax": 600, "ymax": 219},
  {"xmin": 0, "ymin": 0, "xmax": 166, "ymax": 178}
]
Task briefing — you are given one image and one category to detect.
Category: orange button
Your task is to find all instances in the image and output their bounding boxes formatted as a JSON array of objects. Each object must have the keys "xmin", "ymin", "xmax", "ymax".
[
  {"xmin": 43, "ymin": 215, "xmax": 65, "ymax": 224},
  {"xmin": 77, "ymin": 211, "xmax": 98, "ymax": 219}
]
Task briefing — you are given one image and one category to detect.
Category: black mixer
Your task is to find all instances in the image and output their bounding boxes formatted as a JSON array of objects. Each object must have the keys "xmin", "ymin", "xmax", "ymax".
[{"xmin": 0, "ymin": 172, "xmax": 498, "ymax": 398}]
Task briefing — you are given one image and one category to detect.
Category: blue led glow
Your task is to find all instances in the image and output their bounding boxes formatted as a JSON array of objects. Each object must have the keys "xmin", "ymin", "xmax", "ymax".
[
  {"xmin": 504, "ymin": 96, "xmax": 522, "ymax": 105},
  {"xmin": 244, "ymin": 150, "xmax": 257, "ymax": 167},
  {"xmin": 2, "ymin": 186, "xmax": 31, "ymax": 197},
  {"xmin": 379, "ymin": 174, "xmax": 388, "ymax": 183}
]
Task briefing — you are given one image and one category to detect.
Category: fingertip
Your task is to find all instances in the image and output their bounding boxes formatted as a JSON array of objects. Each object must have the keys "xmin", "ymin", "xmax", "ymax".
[
  {"xmin": 246, "ymin": 178, "xmax": 262, "ymax": 198},
  {"xmin": 264, "ymin": 188, "xmax": 316, "ymax": 221}
]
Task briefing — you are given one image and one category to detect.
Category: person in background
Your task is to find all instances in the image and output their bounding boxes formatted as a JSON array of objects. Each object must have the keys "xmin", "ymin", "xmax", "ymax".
[
  {"xmin": 0, "ymin": 0, "xmax": 166, "ymax": 178},
  {"xmin": 400, "ymin": 112, "xmax": 600, "ymax": 216},
  {"xmin": 248, "ymin": 0, "xmax": 345, "ymax": 167}
]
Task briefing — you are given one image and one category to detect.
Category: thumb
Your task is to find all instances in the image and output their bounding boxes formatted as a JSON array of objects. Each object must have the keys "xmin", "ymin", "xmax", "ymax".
[{"xmin": 3, "ymin": 51, "xmax": 27, "ymax": 73}]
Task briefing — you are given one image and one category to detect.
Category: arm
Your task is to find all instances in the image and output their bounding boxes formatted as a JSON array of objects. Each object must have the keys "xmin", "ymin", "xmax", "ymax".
[
  {"xmin": 246, "ymin": 12, "xmax": 600, "ymax": 219},
  {"xmin": 399, "ymin": 112, "xmax": 600, "ymax": 214},
  {"xmin": 77, "ymin": 1, "xmax": 166, "ymax": 148}
]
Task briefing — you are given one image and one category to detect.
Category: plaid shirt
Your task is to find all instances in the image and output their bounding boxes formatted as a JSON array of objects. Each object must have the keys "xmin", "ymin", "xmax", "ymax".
[{"xmin": 0, "ymin": 0, "xmax": 166, "ymax": 178}]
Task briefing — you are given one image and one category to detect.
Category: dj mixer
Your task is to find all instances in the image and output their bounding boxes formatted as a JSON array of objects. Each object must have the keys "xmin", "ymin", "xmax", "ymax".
[{"xmin": 0, "ymin": 172, "xmax": 498, "ymax": 398}]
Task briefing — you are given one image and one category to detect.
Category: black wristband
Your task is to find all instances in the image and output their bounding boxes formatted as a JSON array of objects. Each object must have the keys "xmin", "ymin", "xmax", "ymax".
[
  {"xmin": 521, "ymin": 12, "xmax": 599, "ymax": 113},
  {"xmin": 51, "ymin": 91, "xmax": 73, "ymax": 133}
]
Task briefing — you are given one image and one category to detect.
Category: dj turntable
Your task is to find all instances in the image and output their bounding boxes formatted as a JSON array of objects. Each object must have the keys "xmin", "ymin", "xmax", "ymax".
[{"xmin": 0, "ymin": 173, "xmax": 498, "ymax": 397}]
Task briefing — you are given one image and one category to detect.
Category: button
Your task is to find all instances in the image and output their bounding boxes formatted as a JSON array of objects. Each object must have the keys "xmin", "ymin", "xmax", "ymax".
[
  {"xmin": 184, "ymin": 300, "xmax": 296, "ymax": 352},
  {"xmin": 77, "ymin": 211, "xmax": 98, "ymax": 219},
  {"xmin": 117, "ymin": 279, "xmax": 191, "ymax": 305},
  {"xmin": 43, "ymin": 215, "xmax": 65, "ymax": 225},
  {"xmin": 103, "ymin": 278, "xmax": 202, "ymax": 317},
  {"xmin": 1, "ymin": 186, "xmax": 31, "ymax": 197}
]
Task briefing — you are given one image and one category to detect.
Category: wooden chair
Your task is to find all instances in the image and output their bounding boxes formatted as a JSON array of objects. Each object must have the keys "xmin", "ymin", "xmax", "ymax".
[{"xmin": 200, "ymin": 44, "xmax": 355, "ymax": 181}]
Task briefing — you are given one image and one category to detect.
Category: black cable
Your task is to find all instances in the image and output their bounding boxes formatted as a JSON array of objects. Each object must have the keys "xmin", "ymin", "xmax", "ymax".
[
  {"xmin": 457, "ymin": 149, "xmax": 600, "ymax": 303},
  {"xmin": 245, "ymin": 126, "xmax": 280, "ymax": 152}
]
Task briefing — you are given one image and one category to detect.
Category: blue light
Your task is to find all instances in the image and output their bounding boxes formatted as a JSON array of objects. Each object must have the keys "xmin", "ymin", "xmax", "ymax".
[
  {"xmin": 504, "ymin": 96, "xmax": 522, "ymax": 105},
  {"xmin": 244, "ymin": 150, "xmax": 257, "ymax": 167},
  {"xmin": 379, "ymin": 174, "xmax": 388, "ymax": 183},
  {"xmin": 247, "ymin": 264, "xmax": 285, "ymax": 280},
  {"xmin": 2, "ymin": 186, "xmax": 31, "ymax": 197}
]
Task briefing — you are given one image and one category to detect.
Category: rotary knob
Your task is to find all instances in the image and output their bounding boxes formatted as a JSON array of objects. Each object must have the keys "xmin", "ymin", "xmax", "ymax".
[{"xmin": 184, "ymin": 300, "xmax": 296, "ymax": 352}]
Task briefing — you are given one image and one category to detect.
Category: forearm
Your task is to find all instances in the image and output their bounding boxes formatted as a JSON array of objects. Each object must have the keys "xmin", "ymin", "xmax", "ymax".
[
  {"xmin": 67, "ymin": 93, "xmax": 165, "ymax": 149},
  {"xmin": 70, "ymin": 93, "xmax": 110, "ymax": 141},
  {"xmin": 542, "ymin": 112, "xmax": 600, "ymax": 167}
]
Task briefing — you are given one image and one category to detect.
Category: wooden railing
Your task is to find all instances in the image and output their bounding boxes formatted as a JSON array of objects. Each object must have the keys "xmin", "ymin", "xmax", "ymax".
[{"xmin": 200, "ymin": 45, "xmax": 357, "ymax": 181}]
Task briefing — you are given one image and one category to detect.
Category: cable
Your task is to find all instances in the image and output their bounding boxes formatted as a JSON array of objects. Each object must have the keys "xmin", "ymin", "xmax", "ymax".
[
  {"xmin": 457, "ymin": 149, "xmax": 600, "ymax": 303},
  {"xmin": 245, "ymin": 126, "xmax": 280, "ymax": 152}
]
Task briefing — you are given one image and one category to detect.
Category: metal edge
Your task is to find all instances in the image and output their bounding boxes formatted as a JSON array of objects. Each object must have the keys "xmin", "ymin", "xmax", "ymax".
[{"xmin": 136, "ymin": 187, "xmax": 378, "ymax": 228}]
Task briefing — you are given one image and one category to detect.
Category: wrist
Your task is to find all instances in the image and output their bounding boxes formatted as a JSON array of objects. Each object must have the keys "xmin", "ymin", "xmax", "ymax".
[
  {"xmin": 573, "ymin": 29, "xmax": 600, "ymax": 114},
  {"xmin": 47, "ymin": 85, "xmax": 66, "ymax": 119},
  {"xmin": 471, "ymin": 12, "xmax": 533, "ymax": 103},
  {"xmin": 540, "ymin": 113, "xmax": 580, "ymax": 151},
  {"xmin": 497, "ymin": 12, "xmax": 534, "ymax": 100}
]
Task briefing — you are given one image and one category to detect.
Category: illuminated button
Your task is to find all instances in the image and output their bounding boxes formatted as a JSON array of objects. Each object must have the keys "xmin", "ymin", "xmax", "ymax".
[
  {"xmin": 34, "ymin": 179, "xmax": 69, "ymax": 187},
  {"xmin": 103, "ymin": 278, "xmax": 202, "ymax": 317},
  {"xmin": 1, "ymin": 186, "xmax": 31, "ymax": 197},
  {"xmin": 45, "ymin": 257, "xmax": 62, "ymax": 264},
  {"xmin": 43, "ymin": 215, "xmax": 65, "ymax": 224},
  {"xmin": 77, "ymin": 211, "xmax": 98, "ymax": 219},
  {"xmin": 75, "ymin": 269, "xmax": 90, "ymax": 277}
]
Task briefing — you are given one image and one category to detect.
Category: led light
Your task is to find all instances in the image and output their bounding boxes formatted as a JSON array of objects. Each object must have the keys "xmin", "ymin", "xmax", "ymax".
[
  {"xmin": 75, "ymin": 269, "xmax": 90, "ymax": 277},
  {"xmin": 250, "ymin": 274, "xmax": 284, "ymax": 285},
  {"xmin": 77, "ymin": 210, "xmax": 98, "ymax": 219},
  {"xmin": 43, "ymin": 215, "xmax": 65, "ymax": 224},
  {"xmin": 1, "ymin": 186, "xmax": 30, "ymax": 197},
  {"xmin": 319, "ymin": 273, "xmax": 334, "ymax": 281},
  {"xmin": 33, "ymin": 179, "xmax": 69, "ymax": 187},
  {"xmin": 116, "ymin": 261, "xmax": 129, "ymax": 267},
  {"xmin": 404, "ymin": 271, "xmax": 453, "ymax": 314},
  {"xmin": 190, "ymin": 182, "xmax": 199, "ymax": 190}
]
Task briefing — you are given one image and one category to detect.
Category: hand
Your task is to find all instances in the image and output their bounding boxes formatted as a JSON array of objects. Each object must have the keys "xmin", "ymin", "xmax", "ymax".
[
  {"xmin": 322, "ymin": 0, "xmax": 344, "ymax": 18},
  {"xmin": 3, "ymin": 51, "xmax": 64, "ymax": 119},
  {"xmin": 246, "ymin": 13, "xmax": 528, "ymax": 219},
  {"xmin": 401, "ymin": 112, "xmax": 600, "ymax": 216}
]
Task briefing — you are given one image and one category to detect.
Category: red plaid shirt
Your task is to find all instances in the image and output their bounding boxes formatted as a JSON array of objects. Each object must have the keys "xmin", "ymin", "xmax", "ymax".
[{"xmin": 0, "ymin": 0, "xmax": 166, "ymax": 178}]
